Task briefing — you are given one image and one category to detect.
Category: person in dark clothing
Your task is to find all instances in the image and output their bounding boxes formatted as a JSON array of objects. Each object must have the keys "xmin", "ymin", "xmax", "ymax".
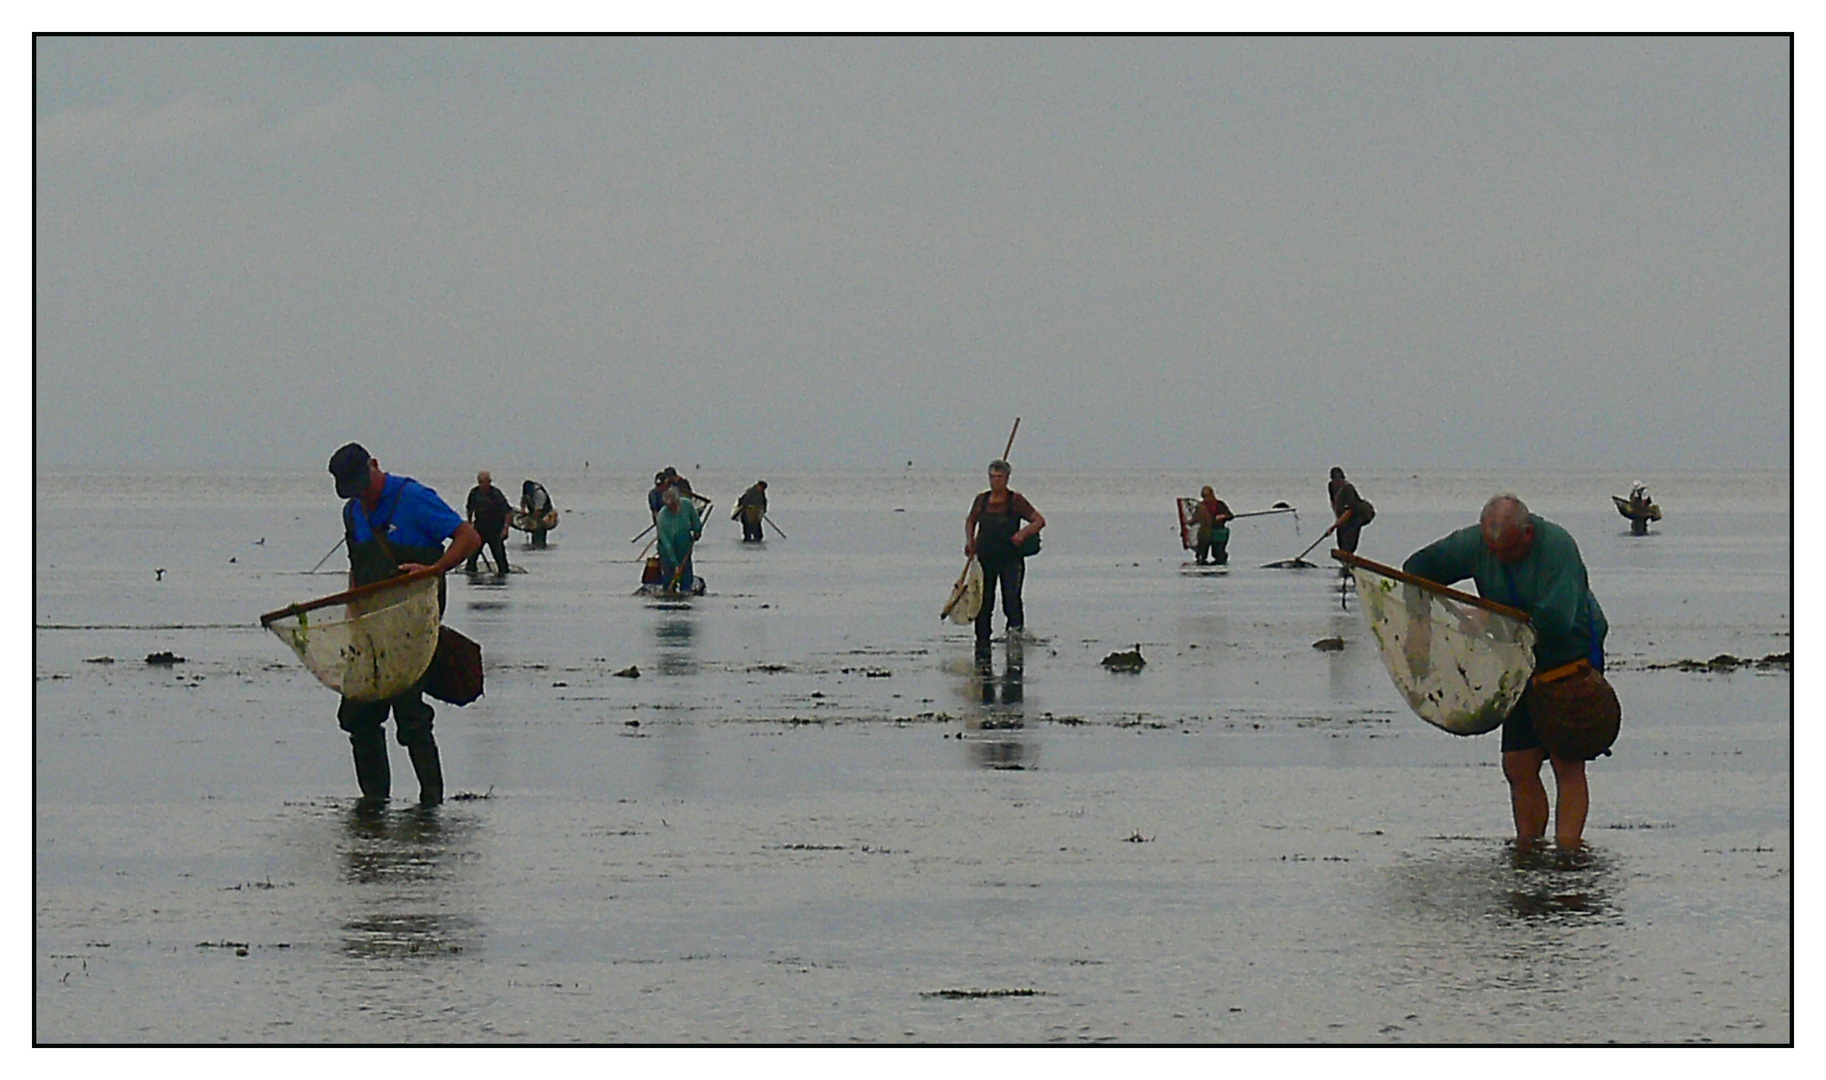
[
  {"xmin": 464, "ymin": 470, "xmax": 513, "ymax": 573},
  {"xmin": 1328, "ymin": 467, "xmax": 1375, "ymax": 571},
  {"xmin": 328, "ymin": 443, "xmax": 480, "ymax": 807},
  {"xmin": 964, "ymin": 460, "xmax": 1045, "ymax": 646},
  {"xmin": 521, "ymin": 480, "xmax": 555, "ymax": 547},
  {"xmin": 734, "ymin": 481, "xmax": 768, "ymax": 541},
  {"xmin": 648, "ymin": 469, "xmax": 675, "ymax": 525}
]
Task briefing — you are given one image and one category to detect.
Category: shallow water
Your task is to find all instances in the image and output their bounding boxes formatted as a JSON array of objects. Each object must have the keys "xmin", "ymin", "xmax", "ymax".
[{"xmin": 35, "ymin": 467, "xmax": 1790, "ymax": 1042}]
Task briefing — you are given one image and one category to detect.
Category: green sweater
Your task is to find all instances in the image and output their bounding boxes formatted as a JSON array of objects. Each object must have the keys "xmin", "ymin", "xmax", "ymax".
[
  {"xmin": 656, "ymin": 501, "xmax": 702, "ymax": 566},
  {"xmin": 1402, "ymin": 514, "xmax": 1607, "ymax": 670}
]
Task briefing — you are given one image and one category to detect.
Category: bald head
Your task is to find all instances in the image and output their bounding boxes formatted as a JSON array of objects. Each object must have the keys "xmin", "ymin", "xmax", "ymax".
[{"xmin": 1479, "ymin": 494, "xmax": 1534, "ymax": 562}]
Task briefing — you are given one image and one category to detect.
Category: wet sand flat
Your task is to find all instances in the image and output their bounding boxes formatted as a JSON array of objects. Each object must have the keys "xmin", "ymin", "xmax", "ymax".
[{"xmin": 35, "ymin": 467, "xmax": 1790, "ymax": 1042}]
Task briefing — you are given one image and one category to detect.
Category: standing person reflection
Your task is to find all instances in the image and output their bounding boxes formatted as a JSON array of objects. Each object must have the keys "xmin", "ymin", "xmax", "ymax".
[{"xmin": 965, "ymin": 633, "xmax": 1030, "ymax": 771}]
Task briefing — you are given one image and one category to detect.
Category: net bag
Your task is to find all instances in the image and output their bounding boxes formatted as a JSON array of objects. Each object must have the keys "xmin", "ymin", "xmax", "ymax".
[
  {"xmin": 942, "ymin": 558, "xmax": 984, "ymax": 624},
  {"xmin": 261, "ymin": 575, "xmax": 443, "ymax": 702},
  {"xmin": 1176, "ymin": 498, "xmax": 1198, "ymax": 550},
  {"xmin": 1351, "ymin": 560, "xmax": 1536, "ymax": 735}
]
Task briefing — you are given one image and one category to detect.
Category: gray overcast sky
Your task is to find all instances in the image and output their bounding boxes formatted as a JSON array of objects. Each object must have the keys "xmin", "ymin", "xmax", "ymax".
[{"xmin": 34, "ymin": 35, "xmax": 1790, "ymax": 473}]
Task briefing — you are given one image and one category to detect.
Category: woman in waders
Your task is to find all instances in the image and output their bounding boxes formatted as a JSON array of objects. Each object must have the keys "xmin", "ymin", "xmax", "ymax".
[{"xmin": 964, "ymin": 460, "xmax": 1046, "ymax": 649}]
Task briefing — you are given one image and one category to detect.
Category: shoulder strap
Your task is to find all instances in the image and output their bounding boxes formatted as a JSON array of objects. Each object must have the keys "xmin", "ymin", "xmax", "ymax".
[{"xmin": 348, "ymin": 480, "xmax": 408, "ymax": 560}]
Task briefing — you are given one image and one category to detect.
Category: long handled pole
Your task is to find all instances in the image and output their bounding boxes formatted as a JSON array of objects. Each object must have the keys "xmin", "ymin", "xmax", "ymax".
[
  {"xmin": 1333, "ymin": 550, "xmax": 1531, "ymax": 622},
  {"xmin": 309, "ymin": 536, "xmax": 346, "ymax": 573},
  {"xmin": 763, "ymin": 513, "xmax": 787, "ymax": 539},
  {"xmin": 1285, "ymin": 523, "xmax": 1338, "ymax": 565},
  {"xmin": 260, "ymin": 567, "xmax": 442, "ymax": 626},
  {"xmin": 630, "ymin": 522, "xmax": 655, "ymax": 544},
  {"xmin": 1002, "ymin": 417, "xmax": 1021, "ymax": 462},
  {"xmin": 1228, "ymin": 506, "xmax": 1297, "ymax": 520}
]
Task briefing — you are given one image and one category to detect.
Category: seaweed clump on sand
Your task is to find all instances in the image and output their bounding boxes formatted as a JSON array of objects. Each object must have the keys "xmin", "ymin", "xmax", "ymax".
[
  {"xmin": 1647, "ymin": 652, "xmax": 1790, "ymax": 673},
  {"xmin": 1101, "ymin": 646, "xmax": 1146, "ymax": 672},
  {"xmin": 145, "ymin": 651, "xmax": 185, "ymax": 665}
]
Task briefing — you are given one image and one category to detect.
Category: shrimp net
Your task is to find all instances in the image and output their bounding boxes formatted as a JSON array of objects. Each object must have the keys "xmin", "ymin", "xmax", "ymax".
[
  {"xmin": 1352, "ymin": 563, "xmax": 1536, "ymax": 735},
  {"xmin": 263, "ymin": 575, "xmax": 442, "ymax": 702},
  {"xmin": 943, "ymin": 558, "xmax": 984, "ymax": 623}
]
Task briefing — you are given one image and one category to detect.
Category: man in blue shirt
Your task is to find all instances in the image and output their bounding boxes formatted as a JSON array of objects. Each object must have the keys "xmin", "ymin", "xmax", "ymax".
[
  {"xmin": 1404, "ymin": 494, "xmax": 1608, "ymax": 849},
  {"xmin": 329, "ymin": 443, "xmax": 481, "ymax": 806}
]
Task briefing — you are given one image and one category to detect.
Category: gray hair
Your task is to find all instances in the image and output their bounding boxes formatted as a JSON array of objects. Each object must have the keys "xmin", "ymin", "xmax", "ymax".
[
  {"xmin": 1480, "ymin": 493, "xmax": 1531, "ymax": 541},
  {"xmin": 988, "ymin": 459, "xmax": 1011, "ymax": 475}
]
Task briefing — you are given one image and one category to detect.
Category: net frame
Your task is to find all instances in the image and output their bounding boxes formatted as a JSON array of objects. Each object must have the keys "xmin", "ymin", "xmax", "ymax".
[{"xmin": 260, "ymin": 571, "xmax": 443, "ymax": 702}]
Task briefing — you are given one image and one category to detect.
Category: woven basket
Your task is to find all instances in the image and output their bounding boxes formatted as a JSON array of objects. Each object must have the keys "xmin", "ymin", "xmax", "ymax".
[{"xmin": 1529, "ymin": 663, "xmax": 1622, "ymax": 760}]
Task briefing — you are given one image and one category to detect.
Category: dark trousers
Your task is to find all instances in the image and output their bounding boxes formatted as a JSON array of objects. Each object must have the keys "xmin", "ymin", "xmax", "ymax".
[
  {"xmin": 975, "ymin": 558, "xmax": 1026, "ymax": 641},
  {"xmin": 741, "ymin": 507, "xmax": 764, "ymax": 541},
  {"xmin": 660, "ymin": 553, "xmax": 694, "ymax": 592},
  {"xmin": 338, "ymin": 689, "xmax": 434, "ymax": 744},
  {"xmin": 467, "ymin": 528, "xmax": 509, "ymax": 572},
  {"xmin": 1195, "ymin": 525, "xmax": 1230, "ymax": 565},
  {"xmin": 337, "ymin": 686, "xmax": 441, "ymax": 803}
]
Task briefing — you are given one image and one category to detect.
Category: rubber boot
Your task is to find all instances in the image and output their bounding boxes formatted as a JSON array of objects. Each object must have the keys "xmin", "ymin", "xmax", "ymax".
[
  {"xmin": 350, "ymin": 729, "xmax": 390, "ymax": 804},
  {"xmin": 407, "ymin": 735, "xmax": 444, "ymax": 805}
]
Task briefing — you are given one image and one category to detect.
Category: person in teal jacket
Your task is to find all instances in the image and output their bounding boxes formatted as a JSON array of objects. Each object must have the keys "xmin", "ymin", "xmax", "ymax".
[
  {"xmin": 655, "ymin": 483, "xmax": 703, "ymax": 594},
  {"xmin": 1404, "ymin": 493, "xmax": 1609, "ymax": 849}
]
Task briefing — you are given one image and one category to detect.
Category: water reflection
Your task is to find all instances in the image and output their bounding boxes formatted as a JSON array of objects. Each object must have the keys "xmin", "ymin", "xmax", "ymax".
[
  {"xmin": 337, "ymin": 804, "xmax": 480, "ymax": 961},
  {"xmin": 1502, "ymin": 842, "xmax": 1617, "ymax": 921},
  {"xmin": 1385, "ymin": 840, "xmax": 1621, "ymax": 927},
  {"xmin": 961, "ymin": 637, "xmax": 1032, "ymax": 770},
  {"xmin": 654, "ymin": 612, "xmax": 699, "ymax": 676},
  {"xmin": 1326, "ymin": 610, "xmax": 1358, "ymax": 704}
]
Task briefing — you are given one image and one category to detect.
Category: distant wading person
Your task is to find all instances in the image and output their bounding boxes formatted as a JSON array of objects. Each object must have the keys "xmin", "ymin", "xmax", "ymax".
[
  {"xmin": 964, "ymin": 460, "xmax": 1045, "ymax": 647},
  {"xmin": 1403, "ymin": 494, "xmax": 1610, "ymax": 849},
  {"xmin": 1328, "ymin": 466, "xmax": 1374, "ymax": 572},
  {"xmin": 734, "ymin": 480, "xmax": 768, "ymax": 542},
  {"xmin": 328, "ymin": 443, "xmax": 481, "ymax": 806},
  {"xmin": 465, "ymin": 470, "xmax": 513, "ymax": 573},
  {"xmin": 521, "ymin": 479, "xmax": 555, "ymax": 547},
  {"xmin": 1193, "ymin": 485, "xmax": 1233, "ymax": 566},
  {"xmin": 649, "ymin": 469, "xmax": 676, "ymax": 526}
]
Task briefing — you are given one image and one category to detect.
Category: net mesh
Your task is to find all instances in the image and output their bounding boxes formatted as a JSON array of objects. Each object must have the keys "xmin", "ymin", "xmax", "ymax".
[
  {"xmin": 1176, "ymin": 498, "xmax": 1198, "ymax": 549},
  {"xmin": 1352, "ymin": 564, "xmax": 1536, "ymax": 735},
  {"xmin": 264, "ymin": 576, "xmax": 442, "ymax": 702},
  {"xmin": 944, "ymin": 558, "xmax": 984, "ymax": 624}
]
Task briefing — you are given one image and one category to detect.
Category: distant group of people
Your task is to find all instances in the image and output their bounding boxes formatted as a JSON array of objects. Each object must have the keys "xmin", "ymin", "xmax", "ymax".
[
  {"xmin": 645, "ymin": 467, "xmax": 718, "ymax": 594},
  {"xmin": 321, "ymin": 441, "xmax": 1613, "ymax": 853},
  {"xmin": 462, "ymin": 471, "xmax": 557, "ymax": 574}
]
